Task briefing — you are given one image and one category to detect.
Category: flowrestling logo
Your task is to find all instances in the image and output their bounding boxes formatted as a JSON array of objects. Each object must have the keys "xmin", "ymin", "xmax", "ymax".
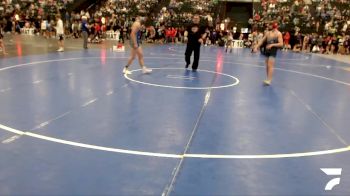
[{"xmin": 320, "ymin": 168, "xmax": 342, "ymax": 191}]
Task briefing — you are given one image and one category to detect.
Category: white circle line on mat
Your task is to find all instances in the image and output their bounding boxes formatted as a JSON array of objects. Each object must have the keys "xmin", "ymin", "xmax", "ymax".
[
  {"xmin": 1, "ymin": 56, "xmax": 349, "ymax": 159},
  {"xmin": 0, "ymin": 124, "xmax": 349, "ymax": 159},
  {"xmin": 124, "ymin": 68, "xmax": 239, "ymax": 90}
]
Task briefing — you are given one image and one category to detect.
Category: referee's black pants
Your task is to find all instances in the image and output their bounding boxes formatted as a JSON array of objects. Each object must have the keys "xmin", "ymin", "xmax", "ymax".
[{"xmin": 185, "ymin": 43, "xmax": 201, "ymax": 70}]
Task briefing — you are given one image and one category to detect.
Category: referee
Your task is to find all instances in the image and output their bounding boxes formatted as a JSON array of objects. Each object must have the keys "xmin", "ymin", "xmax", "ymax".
[{"xmin": 184, "ymin": 15, "xmax": 207, "ymax": 71}]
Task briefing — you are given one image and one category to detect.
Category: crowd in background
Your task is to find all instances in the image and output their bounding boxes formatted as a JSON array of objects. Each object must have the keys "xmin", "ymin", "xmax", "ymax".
[
  {"xmin": 0, "ymin": 0, "xmax": 73, "ymax": 33},
  {"xmin": 0, "ymin": 0, "xmax": 349, "ymax": 55},
  {"xmin": 250, "ymin": 0, "xmax": 349, "ymax": 54}
]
